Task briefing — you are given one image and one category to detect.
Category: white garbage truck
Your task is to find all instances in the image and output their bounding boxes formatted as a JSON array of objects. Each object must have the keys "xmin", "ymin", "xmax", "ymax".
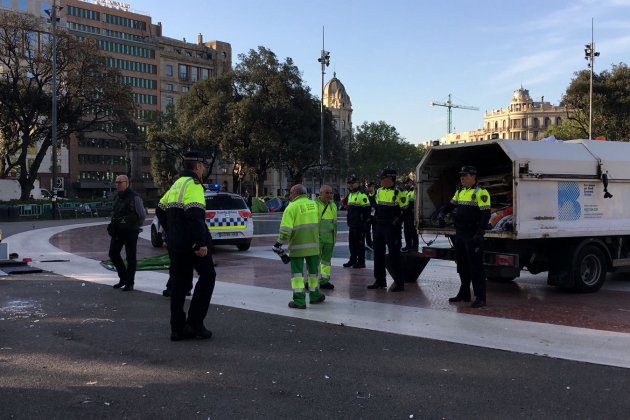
[{"xmin": 415, "ymin": 139, "xmax": 630, "ymax": 293}]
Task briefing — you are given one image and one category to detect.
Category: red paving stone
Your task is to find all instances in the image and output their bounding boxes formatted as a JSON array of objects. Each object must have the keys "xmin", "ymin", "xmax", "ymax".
[{"xmin": 51, "ymin": 224, "xmax": 630, "ymax": 333}]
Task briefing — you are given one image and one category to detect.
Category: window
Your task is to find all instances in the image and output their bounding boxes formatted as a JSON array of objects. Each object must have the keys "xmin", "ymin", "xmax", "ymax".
[
  {"xmin": 533, "ymin": 118, "xmax": 539, "ymax": 128},
  {"xmin": 556, "ymin": 117, "xmax": 562, "ymax": 125},
  {"xmin": 201, "ymin": 68, "xmax": 209, "ymax": 80},
  {"xmin": 181, "ymin": 86, "xmax": 189, "ymax": 93},
  {"xmin": 178, "ymin": 64, "xmax": 188, "ymax": 80},
  {"xmin": 165, "ymin": 65, "xmax": 173, "ymax": 77},
  {"xmin": 166, "ymin": 97, "xmax": 174, "ymax": 105},
  {"xmin": 205, "ymin": 195, "xmax": 247, "ymax": 210},
  {"xmin": 166, "ymin": 83, "xmax": 173, "ymax": 91}
]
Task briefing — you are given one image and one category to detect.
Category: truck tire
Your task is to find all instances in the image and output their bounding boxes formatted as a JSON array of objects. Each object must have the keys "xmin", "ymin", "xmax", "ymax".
[
  {"xmin": 572, "ymin": 244, "xmax": 606, "ymax": 293},
  {"xmin": 151, "ymin": 224, "xmax": 163, "ymax": 248}
]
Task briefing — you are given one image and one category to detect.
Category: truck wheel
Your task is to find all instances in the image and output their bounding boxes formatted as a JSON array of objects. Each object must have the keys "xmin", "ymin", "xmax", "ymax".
[
  {"xmin": 151, "ymin": 225, "xmax": 163, "ymax": 248},
  {"xmin": 572, "ymin": 245, "xmax": 606, "ymax": 293}
]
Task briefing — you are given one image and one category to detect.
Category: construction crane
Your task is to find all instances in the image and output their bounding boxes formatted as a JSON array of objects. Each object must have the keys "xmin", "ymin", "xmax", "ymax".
[{"xmin": 431, "ymin": 94, "xmax": 479, "ymax": 134}]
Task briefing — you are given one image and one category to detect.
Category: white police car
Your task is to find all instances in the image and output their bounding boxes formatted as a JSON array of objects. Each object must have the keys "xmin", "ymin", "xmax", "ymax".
[{"xmin": 151, "ymin": 186, "xmax": 253, "ymax": 251}]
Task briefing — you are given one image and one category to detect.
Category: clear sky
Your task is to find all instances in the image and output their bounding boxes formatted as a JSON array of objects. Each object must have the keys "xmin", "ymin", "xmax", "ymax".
[{"xmin": 126, "ymin": 0, "xmax": 630, "ymax": 144}]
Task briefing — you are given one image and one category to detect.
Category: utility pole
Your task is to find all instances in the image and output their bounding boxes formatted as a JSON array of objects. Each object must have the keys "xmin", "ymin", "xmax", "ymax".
[
  {"xmin": 317, "ymin": 27, "xmax": 330, "ymax": 188},
  {"xmin": 584, "ymin": 18, "xmax": 600, "ymax": 140},
  {"xmin": 431, "ymin": 94, "xmax": 479, "ymax": 134}
]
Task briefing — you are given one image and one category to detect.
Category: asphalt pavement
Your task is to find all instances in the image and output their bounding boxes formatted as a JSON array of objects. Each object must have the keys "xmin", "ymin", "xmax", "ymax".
[{"xmin": 1, "ymin": 217, "xmax": 630, "ymax": 419}]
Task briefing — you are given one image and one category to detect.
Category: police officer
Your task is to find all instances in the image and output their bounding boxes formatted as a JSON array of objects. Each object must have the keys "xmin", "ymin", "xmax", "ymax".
[
  {"xmin": 440, "ymin": 165, "xmax": 491, "ymax": 308},
  {"xmin": 156, "ymin": 151, "xmax": 216, "ymax": 341},
  {"xmin": 401, "ymin": 177, "xmax": 418, "ymax": 252},
  {"xmin": 342, "ymin": 175, "xmax": 370, "ymax": 269},
  {"xmin": 368, "ymin": 168, "xmax": 407, "ymax": 292}
]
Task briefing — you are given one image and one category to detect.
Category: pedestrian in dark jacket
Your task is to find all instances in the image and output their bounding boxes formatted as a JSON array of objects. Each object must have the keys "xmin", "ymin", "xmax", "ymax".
[{"xmin": 108, "ymin": 175, "xmax": 146, "ymax": 291}]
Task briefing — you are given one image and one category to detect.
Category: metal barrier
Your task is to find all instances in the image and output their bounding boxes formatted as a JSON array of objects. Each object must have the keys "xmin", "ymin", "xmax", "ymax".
[{"xmin": 18, "ymin": 203, "xmax": 43, "ymax": 218}]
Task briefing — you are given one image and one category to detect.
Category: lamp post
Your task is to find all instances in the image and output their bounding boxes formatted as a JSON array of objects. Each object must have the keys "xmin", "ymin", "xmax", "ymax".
[
  {"xmin": 45, "ymin": 1, "xmax": 62, "ymax": 218},
  {"xmin": 584, "ymin": 18, "xmax": 600, "ymax": 140},
  {"xmin": 317, "ymin": 28, "xmax": 330, "ymax": 188}
]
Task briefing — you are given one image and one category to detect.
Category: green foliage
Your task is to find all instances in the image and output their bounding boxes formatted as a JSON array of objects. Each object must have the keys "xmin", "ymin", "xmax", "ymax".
[
  {"xmin": 0, "ymin": 11, "xmax": 135, "ymax": 199},
  {"xmin": 563, "ymin": 63, "xmax": 630, "ymax": 140},
  {"xmin": 350, "ymin": 121, "xmax": 425, "ymax": 182},
  {"xmin": 544, "ymin": 119, "xmax": 584, "ymax": 140}
]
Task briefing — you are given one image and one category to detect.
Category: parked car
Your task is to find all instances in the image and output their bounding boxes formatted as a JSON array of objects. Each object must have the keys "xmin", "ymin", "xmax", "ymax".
[{"xmin": 151, "ymin": 190, "xmax": 253, "ymax": 251}]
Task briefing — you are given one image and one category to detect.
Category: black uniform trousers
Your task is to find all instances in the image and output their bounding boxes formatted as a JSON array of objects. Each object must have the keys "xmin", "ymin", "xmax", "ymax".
[
  {"xmin": 365, "ymin": 218, "xmax": 374, "ymax": 248},
  {"xmin": 170, "ymin": 250, "xmax": 216, "ymax": 333},
  {"xmin": 108, "ymin": 230, "xmax": 139, "ymax": 286},
  {"xmin": 348, "ymin": 226, "xmax": 365, "ymax": 264},
  {"xmin": 373, "ymin": 222, "xmax": 403, "ymax": 287},
  {"xmin": 403, "ymin": 207, "xmax": 418, "ymax": 250},
  {"xmin": 454, "ymin": 231, "xmax": 486, "ymax": 301}
]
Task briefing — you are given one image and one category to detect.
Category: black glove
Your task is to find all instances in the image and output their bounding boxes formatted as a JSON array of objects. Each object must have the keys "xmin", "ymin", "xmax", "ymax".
[
  {"xmin": 437, "ymin": 214, "xmax": 446, "ymax": 228},
  {"xmin": 272, "ymin": 242, "xmax": 283, "ymax": 253}
]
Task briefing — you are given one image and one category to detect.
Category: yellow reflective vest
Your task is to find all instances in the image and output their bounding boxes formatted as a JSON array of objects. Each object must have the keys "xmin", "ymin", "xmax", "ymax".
[{"xmin": 278, "ymin": 194, "xmax": 320, "ymax": 257}]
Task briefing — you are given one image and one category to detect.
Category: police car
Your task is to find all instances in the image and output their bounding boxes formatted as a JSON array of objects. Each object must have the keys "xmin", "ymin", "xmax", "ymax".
[{"xmin": 151, "ymin": 184, "xmax": 253, "ymax": 251}]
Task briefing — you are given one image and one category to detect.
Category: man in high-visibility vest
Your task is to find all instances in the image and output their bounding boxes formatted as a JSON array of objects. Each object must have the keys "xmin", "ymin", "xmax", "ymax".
[
  {"xmin": 274, "ymin": 184, "xmax": 324, "ymax": 309},
  {"xmin": 401, "ymin": 177, "xmax": 418, "ymax": 252},
  {"xmin": 156, "ymin": 151, "xmax": 215, "ymax": 341},
  {"xmin": 342, "ymin": 175, "xmax": 370, "ymax": 269},
  {"xmin": 316, "ymin": 184, "xmax": 337, "ymax": 290},
  {"xmin": 439, "ymin": 165, "xmax": 491, "ymax": 308},
  {"xmin": 367, "ymin": 168, "xmax": 408, "ymax": 292}
]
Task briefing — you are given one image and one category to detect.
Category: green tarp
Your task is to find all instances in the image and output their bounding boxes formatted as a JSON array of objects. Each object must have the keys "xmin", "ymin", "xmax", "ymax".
[{"xmin": 101, "ymin": 254, "xmax": 170, "ymax": 271}]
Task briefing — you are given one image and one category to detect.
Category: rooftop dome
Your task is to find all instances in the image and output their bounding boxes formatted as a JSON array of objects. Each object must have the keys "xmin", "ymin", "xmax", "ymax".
[
  {"xmin": 323, "ymin": 72, "xmax": 352, "ymax": 109},
  {"xmin": 511, "ymin": 86, "xmax": 533, "ymax": 104}
]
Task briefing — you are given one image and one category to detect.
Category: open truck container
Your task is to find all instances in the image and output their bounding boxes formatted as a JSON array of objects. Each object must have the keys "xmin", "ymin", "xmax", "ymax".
[{"xmin": 415, "ymin": 139, "xmax": 630, "ymax": 293}]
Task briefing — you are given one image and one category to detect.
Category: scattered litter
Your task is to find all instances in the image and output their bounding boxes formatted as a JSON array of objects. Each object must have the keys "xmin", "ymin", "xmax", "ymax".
[{"xmin": 86, "ymin": 381, "xmax": 98, "ymax": 385}]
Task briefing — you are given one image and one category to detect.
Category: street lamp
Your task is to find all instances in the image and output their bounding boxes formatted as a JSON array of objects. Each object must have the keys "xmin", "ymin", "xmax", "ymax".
[
  {"xmin": 584, "ymin": 18, "xmax": 600, "ymax": 140},
  {"xmin": 45, "ymin": 0, "xmax": 63, "ymax": 218},
  {"xmin": 317, "ymin": 27, "xmax": 330, "ymax": 188}
]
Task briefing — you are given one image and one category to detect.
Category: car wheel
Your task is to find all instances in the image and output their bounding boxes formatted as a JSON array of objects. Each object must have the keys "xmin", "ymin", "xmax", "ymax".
[
  {"xmin": 151, "ymin": 224, "xmax": 163, "ymax": 248},
  {"xmin": 237, "ymin": 241, "xmax": 251, "ymax": 251}
]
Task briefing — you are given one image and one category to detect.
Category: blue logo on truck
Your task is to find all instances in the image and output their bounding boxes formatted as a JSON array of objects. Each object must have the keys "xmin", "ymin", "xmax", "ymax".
[{"xmin": 558, "ymin": 181, "xmax": 581, "ymax": 221}]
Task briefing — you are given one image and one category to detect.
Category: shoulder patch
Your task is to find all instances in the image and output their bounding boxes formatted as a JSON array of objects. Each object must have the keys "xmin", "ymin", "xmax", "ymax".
[{"xmin": 480, "ymin": 194, "xmax": 489, "ymax": 203}]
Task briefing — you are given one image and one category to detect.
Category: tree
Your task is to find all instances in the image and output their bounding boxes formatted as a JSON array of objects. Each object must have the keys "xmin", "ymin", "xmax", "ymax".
[
  {"xmin": 350, "ymin": 121, "xmax": 424, "ymax": 182},
  {"xmin": 0, "ymin": 11, "xmax": 136, "ymax": 199},
  {"xmin": 174, "ymin": 46, "xmax": 341, "ymax": 195},
  {"xmin": 145, "ymin": 104, "xmax": 185, "ymax": 191},
  {"xmin": 563, "ymin": 63, "xmax": 630, "ymax": 140}
]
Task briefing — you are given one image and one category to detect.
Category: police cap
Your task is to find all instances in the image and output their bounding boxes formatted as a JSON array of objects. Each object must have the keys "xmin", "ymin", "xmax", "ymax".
[
  {"xmin": 380, "ymin": 168, "xmax": 397, "ymax": 179},
  {"xmin": 404, "ymin": 177, "xmax": 414, "ymax": 184},
  {"xmin": 458, "ymin": 165, "xmax": 477, "ymax": 175},
  {"xmin": 347, "ymin": 174, "xmax": 358, "ymax": 183},
  {"xmin": 183, "ymin": 150, "xmax": 207, "ymax": 164}
]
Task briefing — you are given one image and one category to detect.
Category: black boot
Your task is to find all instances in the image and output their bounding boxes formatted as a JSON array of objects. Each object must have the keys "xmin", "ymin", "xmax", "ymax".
[{"xmin": 343, "ymin": 260, "xmax": 355, "ymax": 268}]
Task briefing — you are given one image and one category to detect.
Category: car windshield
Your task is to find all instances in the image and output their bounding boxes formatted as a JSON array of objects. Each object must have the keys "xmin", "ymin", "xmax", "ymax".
[{"xmin": 205, "ymin": 195, "xmax": 246, "ymax": 210}]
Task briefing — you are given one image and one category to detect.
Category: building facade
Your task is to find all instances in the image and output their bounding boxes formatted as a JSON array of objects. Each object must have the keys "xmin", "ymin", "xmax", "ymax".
[
  {"xmin": 444, "ymin": 87, "xmax": 569, "ymax": 144},
  {"xmin": 2, "ymin": 0, "xmax": 232, "ymax": 202}
]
